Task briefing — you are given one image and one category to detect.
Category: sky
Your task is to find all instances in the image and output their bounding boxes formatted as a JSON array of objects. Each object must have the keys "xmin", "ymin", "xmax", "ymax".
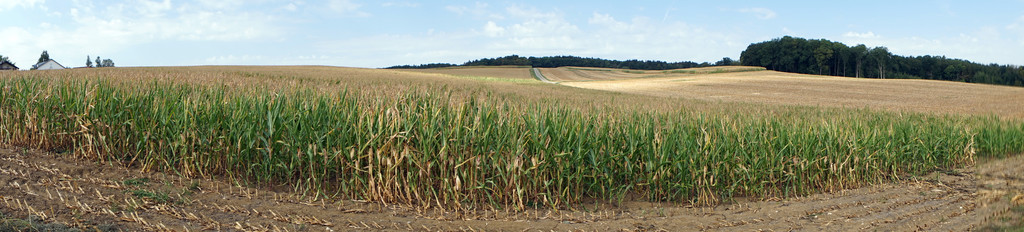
[{"xmin": 2, "ymin": 0, "xmax": 1024, "ymax": 68}]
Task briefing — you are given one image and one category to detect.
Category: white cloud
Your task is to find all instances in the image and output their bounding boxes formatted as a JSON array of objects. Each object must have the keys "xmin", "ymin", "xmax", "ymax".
[
  {"xmin": 313, "ymin": 32, "xmax": 491, "ymax": 67},
  {"xmin": 581, "ymin": 13, "xmax": 740, "ymax": 60},
  {"xmin": 837, "ymin": 29, "xmax": 1024, "ymax": 65},
  {"xmin": 589, "ymin": 13, "xmax": 630, "ymax": 31},
  {"xmin": 199, "ymin": 0, "xmax": 244, "ymax": 10},
  {"xmin": 505, "ymin": 5, "xmax": 558, "ymax": 20},
  {"xmin": 479, "ymin": 6, "xmax": 581, "ymax": 52},
  {"xmin": 483, "ymin": 21, "xmax": 505, "ymax": 37},
  {"xmin": 203, "ymin": 54, "xmax": 341, "ymax": 66},
  {"xmin": 0, "ymin": 0, "xmax": 44, "ymax": 11},
  {"xmin": 205, "ymin": 55, "xmax": 265, "ymax": 64},
  {"xmin": 382, "ymin": 2, "xmax": 418, "ymax": 7},
  {"xmin": 0, "ymin": 0, "xmax": 284, "ymax": 66},
  {"xmin": 64, "ymin": 2, "xmax": 279, "ymax": 42},
  {"xmin": 445, "ymin": 5, "xmax": 467, "ymax": 14},
  {"xmin": 134, "ymin": 0, "xmax": 172, "ymax": 18},
  {"xmin": 278, "ymin": 1, "xmax": 760, "ymax": 68},
  {"xmin": 426, "ymin": 8, "xmax": 739, "ymax": 62},
  {"xmin": 328, "ymin": 0, "xmax": 369, "ymax": 17},
  {"xmin": 738, "ymin": 8, "xmax": 776, "ymax": 20},
  {"xmin": 445, "ymin": 2, "xmax": 503, "ymax": 20},
  {"xmin": 0, "ymin": 27, "xmax": 35, "ymax": 65},
  {"xmin": 1008, "ymin": 15, "xmax": 1024, "ymax": 45},
  {"xmin": 1008, "ymin": 15, "xmax": 1024, "ymax": 30},
  {"xmin": 843, "ymin": 31, "xmax": 881, "ymax": 39}
]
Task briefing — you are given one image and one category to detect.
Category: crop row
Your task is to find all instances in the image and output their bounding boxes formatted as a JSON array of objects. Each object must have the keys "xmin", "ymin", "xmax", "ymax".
[{"xmin": 1, "ymin": 70, "xmax": 1021, "ymax": 210}]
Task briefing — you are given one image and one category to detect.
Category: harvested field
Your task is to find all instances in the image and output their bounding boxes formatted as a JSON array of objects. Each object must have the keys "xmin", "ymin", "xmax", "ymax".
[
  {"xmin": 2, "ymin": 147, "xmax": 1022, "ymax": 231},
  {"xmin": 396, "ymin": 66, "xmax": 534, "ymax": 80},
  {"xmin": 561, "ymin": 69, "xmax": 1024, "ymax": 118},
  {"xmin": 539, "ymin": 66, "xmax": 765, "ymax": 82}
]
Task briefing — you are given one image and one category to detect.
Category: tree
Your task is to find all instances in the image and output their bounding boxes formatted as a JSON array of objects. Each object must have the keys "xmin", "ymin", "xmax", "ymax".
[
  {"xmin": 715, "ymin": 57, "xmax": 737, "ymax": 66},
  {"xmin": 0, "ymin": 54, "xmax": 10, "ymax": 64},
  {"xmin": 96, "ymin": 56, "xmax": 101, "ymax": 67},
  {"xmin": 100, "ymin": 59, "xmax": 115, "ymax": 67},
  {"xmin": 850, "ymin": 45, "xmax": 867, "ymax": 78},
  {"xmin": 457, "ymin": 55, "xmax": 706, "ymax": 70},
  {"xmin": 868, "ymin": 47, "xmax": 890, "ymax": 79},
  {"xmin": 813, "ymin": 45, "xmax": 834, "ymax": 75},
  {"xmin": 86, "ymin": 56, "xmax": 93, "ymax": 68},
  {"xmin": 739, "ymin": 36, "xmax": 1024, "ymax": 87},
  {"xmin": 944, "ymin": 64, "xmax": 966, "ymax": 81},
  {"xmin": 832, "ymin": 42, "xmax": 847, "ymax": 76},
  {"xmin": 37, "ymin": 50, "xmax": 50, "ymax": 64}
]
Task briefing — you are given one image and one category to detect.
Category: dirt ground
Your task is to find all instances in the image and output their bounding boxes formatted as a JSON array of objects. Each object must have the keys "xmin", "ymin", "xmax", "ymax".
[
  {"xmin": 2, "ymin": 146, "xmax": 1022, "ymax": 231},
  {"xmin": 560, "ymin": 70, "xmax": 1024, "ymax": 119}
]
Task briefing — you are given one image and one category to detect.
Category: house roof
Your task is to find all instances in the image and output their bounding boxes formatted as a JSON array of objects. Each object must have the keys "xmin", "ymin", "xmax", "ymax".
[
  {"xmin": 0, "ymin": 60, "xmax": 18, "ymax": 70},
  {"xmin": 32, "ymin": 59, "xmax": 66, "ymax": 69}
]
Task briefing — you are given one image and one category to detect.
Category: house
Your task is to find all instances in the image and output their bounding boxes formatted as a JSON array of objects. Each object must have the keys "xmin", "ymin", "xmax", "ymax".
[
  {"xmin": 0, "ymin": 60, "xmax": 18, "ymax": 70},
  {"xmin": 32, "ymin": 59, "xmax": 66, "ymax": 70}
]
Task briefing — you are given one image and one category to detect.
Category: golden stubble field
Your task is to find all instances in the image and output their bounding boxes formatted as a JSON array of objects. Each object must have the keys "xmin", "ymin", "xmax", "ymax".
[
  {"xmin": 396, "ymin": 66, "xmax": 535, "ymax": 80},
  {"xmin": 547, "ymin": 67, "xmax": 1024, "ymax": 119},
  {"xmin": 1, "ymin": 65, "xmax": 1023, "ymax": 231}
]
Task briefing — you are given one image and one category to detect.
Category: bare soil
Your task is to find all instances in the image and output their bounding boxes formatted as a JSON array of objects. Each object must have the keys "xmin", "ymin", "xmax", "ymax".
[
  {"xmin": 2, "ymin": 146, "xmax": 1021, "ymax": 231},
  {"xmin": 561, "ymin": 70, "xmax": 1024, "ymax": 118}
]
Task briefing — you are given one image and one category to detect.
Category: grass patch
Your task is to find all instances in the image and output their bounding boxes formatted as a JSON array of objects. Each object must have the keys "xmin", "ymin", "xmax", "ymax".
[
  {"xmin": 122, "ymin": 178, "xmax": 150, "ymax": 186},
  {"xmin": 127, "ymin": 189, "xmax": 171, "ymax": 204}
]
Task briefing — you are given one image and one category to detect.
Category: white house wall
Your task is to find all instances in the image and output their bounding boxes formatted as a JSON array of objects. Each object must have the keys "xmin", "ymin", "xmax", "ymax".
[{"xmin": 36, "ymin": 61, "xmax": 65, "ymax": 70}]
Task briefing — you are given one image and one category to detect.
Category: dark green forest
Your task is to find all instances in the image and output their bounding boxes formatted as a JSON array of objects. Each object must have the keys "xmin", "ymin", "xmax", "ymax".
[
  {"xmin": 385, "ymin": 55, "xmax": 738, "ymax": 70},
  {"xmin": 741, "ymin": 36, "xmax": 1024, "ymax": 86}
]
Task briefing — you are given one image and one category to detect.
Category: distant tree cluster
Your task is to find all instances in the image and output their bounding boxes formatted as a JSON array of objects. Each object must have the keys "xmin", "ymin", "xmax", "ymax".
[
  {"xmin": 741, "ymin": 36, "xmax": 1024, "ymax": 86},
  {"xmin": 37, "ymin": 50, "xmax": 50, "ymax": 63},
  {"xmin": 385, "ymin": 63, "xmax": 458, "ymax": 69},
  {"xmin": 463, "ymin": 55, "xmax": 720, "ymax": 70},
  {"xmin": 90, "ymin": 56, "xmax": 115, "ymax": 67},
  {"xmin": 386, "ymin": 55, "xmax": 739, "ymax": 70}
]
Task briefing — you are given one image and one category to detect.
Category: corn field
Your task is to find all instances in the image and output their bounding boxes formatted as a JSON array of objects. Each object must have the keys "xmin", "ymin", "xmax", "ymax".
[{"xmin": 1, "ymin": 67, "xmax": 1022, "ymax": 210}]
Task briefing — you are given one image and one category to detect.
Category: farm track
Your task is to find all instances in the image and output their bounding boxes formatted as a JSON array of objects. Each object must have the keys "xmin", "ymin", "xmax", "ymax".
[
  {"xmin": 531, "ymin": 68, "xmax": 556, "ymax": 84},
  {"xmin": 2, "ymin": 147, "xmax": 1021, "ymax": 231}
]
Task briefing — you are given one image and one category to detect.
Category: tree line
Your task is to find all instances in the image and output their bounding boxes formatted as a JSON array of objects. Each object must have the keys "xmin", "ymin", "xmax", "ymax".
[
  {"xmin": 384, "ymin": 63, "xmax": 457, "ymax": 69},
  {"xmin": 385, "ymin": 55, "xmax": 739, "ymax": 70},
  {"xmin": 740, "ymin": 36, "xmax": 1024, "ymax": 86}
]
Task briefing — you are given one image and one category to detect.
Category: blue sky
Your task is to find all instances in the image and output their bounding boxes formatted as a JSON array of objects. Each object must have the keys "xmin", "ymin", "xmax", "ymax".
[{"xmin": 2, "ymin": 0, "xmax": 1024, "ymax": 68}]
